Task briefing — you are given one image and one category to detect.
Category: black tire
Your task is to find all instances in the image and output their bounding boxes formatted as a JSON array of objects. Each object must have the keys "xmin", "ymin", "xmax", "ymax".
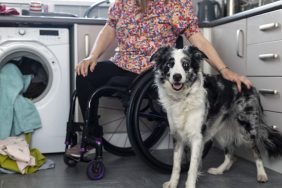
[{"xmin": 127, "ymin": 71, "xmax": 213, "ymax": 173}]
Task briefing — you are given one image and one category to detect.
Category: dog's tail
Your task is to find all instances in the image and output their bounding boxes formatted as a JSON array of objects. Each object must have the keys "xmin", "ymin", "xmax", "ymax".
[{"xmin": 258, "ymin": 122, "xmax": 282, "ymax": 158}]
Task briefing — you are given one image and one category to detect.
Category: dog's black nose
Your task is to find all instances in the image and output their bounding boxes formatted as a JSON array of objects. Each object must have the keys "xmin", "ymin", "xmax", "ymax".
[{"xmin": 173, "ymin": 74, "xmax": 182, "ymax": 82}]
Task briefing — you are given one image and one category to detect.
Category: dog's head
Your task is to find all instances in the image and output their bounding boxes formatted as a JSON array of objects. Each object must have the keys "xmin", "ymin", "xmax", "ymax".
[{"xmin": 151, "ymin": 46, "xmax": 207, "ymax": 92}]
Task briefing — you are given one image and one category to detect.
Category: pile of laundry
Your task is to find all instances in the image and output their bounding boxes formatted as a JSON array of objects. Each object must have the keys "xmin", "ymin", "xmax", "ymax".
[
  {"xmin": 0, "ymin": 135, "xmax": 54, "ymax": 174},
  {"xmin": 0, "ymin": 63, "xmax": 53, "ymax": 174}
]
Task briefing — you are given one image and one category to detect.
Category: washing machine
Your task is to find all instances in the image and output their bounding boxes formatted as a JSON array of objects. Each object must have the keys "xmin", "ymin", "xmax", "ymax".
[{"xmin": 0, "ymin": 27, "xmax": 70, "ymax": 153}]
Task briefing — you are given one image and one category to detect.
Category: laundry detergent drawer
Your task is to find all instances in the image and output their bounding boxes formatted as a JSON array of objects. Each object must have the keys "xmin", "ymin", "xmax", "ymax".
[
  {"xmin": 248, "ymin": 77, "xmax": 282, "ymax": 113},
  {"xmin": 247, "ymin": 40, "xmax": 282, "ymax": 76},
  {"xmin": 248, "ymin": 9, "xmax": 282, "ymax": 44}
]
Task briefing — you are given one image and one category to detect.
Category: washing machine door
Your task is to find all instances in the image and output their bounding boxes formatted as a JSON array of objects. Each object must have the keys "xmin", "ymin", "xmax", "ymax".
[{"xmin": 0, "ymin": 41, "xmax": 57, "ymax": 103}]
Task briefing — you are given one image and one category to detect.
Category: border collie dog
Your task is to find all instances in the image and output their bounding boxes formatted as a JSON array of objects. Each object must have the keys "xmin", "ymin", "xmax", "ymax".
[{"xmin": 151, "ymin": 46, "xmax": 282, "ymax": 188}]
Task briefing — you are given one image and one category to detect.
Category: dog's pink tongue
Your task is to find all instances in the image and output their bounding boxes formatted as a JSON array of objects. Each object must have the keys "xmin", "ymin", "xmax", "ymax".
[{"xmin": 173, "ymin": 84, "xmax": 182, "ymax": 90}]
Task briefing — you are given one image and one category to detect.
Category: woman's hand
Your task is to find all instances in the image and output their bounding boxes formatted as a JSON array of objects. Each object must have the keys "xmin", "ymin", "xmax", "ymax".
[
  {"xmin": 220, "ymin": 68, "xmax": 253, "ymax": 92},
  {"xmin": 75, "ymin": 55, "xmax": 98, "ymax": 77}
]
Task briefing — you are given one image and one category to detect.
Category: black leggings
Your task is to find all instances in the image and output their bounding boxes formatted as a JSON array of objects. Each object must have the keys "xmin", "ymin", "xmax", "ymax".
[{"xmin": 76, "ymin": 60, "xmax": 138, "ymax": 137}]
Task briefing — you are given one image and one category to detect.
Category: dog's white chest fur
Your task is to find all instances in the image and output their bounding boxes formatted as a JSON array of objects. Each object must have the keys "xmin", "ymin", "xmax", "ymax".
[{"xmin": 158, "ymin": 79, "xmax": 207, "ymax": 142}]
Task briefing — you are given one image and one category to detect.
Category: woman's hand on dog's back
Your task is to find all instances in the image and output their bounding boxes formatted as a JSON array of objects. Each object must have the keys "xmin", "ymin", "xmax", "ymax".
[
  {"xmin": 75, "ymin": 55, "xmax": 98, "ymax": 77},
  {"xmin": 220, "ymin": 68, "xmax": 253, "ymax": 92}
]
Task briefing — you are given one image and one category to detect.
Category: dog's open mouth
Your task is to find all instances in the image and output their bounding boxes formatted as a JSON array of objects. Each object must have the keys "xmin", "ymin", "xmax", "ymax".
[{"xmin": 171, "ymin": 83, "xmax": 184, "ymax": 91}]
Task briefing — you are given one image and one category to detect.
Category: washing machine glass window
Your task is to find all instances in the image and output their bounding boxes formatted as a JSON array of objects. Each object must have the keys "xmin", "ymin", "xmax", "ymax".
[{"xmin": 0, "ymin": 50, "xmax": 52, "ymax": 103}]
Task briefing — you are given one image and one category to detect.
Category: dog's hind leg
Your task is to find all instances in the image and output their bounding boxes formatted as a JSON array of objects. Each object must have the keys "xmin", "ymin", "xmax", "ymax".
[
  {"xmin": 208, "ymin": 147, "xmax": 236, "ymax": 175},
  {"xmin": 251, "ymin": 138, "xmax": 268, "ymax": 183},
  {"xmin": 236, "ymin": 102, "xmax": 268, "ymax": 183},
  {"xmin": 185, "ymin": 136, "xmax": 203, "ymax": 188},
  {"xmin": 163, "ymin": 141, "xmax": 184, "ymax": 188}
]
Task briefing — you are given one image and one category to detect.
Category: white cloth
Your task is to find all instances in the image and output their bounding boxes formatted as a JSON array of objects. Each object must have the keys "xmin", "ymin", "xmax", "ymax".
[{"xmin": 0, "ymin": 135, "xmax": 35, "ymax": 174}]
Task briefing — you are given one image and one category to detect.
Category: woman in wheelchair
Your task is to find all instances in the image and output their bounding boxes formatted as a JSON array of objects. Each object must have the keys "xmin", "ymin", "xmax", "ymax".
[{"xmin": 65, "ymin": 0, "xmax": 252, "ymax": 180}]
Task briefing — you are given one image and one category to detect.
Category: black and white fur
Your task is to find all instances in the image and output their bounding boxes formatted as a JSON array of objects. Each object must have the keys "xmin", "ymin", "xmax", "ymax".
[{"xmin": 151, "ymin": 46, "xmax": 282, "ymax": 188}]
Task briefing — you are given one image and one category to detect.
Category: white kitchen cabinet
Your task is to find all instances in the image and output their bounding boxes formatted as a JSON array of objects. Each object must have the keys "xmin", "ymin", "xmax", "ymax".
[
  {"xmin": 211, "ymin": 19, "xmax": 247, "ymax": 75},
  {"xmin": 245, "ymin": 10, "xmax": 282, "ymax": 173},
  {"xmin": 211, "ymin": 9, "xmax": 282, "ymax": 173}
]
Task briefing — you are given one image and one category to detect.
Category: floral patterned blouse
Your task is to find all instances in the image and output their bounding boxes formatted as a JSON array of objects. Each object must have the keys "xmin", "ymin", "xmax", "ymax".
[{"xmin": 107, "ymin": 0, "xmax": 200, "ymax": 74}]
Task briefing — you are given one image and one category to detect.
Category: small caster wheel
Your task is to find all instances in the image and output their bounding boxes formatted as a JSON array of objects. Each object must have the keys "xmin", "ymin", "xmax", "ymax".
[
  {"xmin": 64, "ymin": 154, "xmax": 78, "ymax": 167},
  {"xmin": 86, "ymin": 160, "xmax": 105, "ymax": 180}
]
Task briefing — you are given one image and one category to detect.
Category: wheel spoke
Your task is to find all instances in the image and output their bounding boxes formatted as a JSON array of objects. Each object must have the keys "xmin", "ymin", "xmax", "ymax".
[{"xmin": 107, "ymin": 117, "xmax": 125, "ymax": 142}]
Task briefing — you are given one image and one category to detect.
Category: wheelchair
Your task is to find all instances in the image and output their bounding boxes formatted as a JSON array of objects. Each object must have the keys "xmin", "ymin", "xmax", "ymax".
[{"xmin": 63, "ymin": 37, "xmax": 212, "ymax": 180}]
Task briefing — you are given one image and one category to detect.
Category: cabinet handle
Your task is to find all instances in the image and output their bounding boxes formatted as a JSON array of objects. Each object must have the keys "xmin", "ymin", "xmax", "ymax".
[
  {"xmin": 259, "ymin": 22, "xmax": 279, "ymax": 31},
  {"xmin": 258, "ymin": 89, "xmax": 279, "ymax": 95},
  {"xmin": 84, "ymin": 34, "xmax": 90, "ymax": 57},
  {"xmin": 236, "ymin": 29, "xmax": 244, "ymax": 57},
  {"xmin": 259, "ymin": 53, "xmax": 279, "ymax": 60}
]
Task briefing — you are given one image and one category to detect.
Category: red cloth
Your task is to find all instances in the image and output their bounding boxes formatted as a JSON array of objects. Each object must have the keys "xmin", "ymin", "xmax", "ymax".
[{"xmin": 0, "ymin": 4, "xmax": 20, "ymax": 15}]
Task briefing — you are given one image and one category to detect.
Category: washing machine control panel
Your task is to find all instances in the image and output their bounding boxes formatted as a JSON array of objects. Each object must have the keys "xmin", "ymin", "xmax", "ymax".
[{"xmin": 0, "ymin": 27, "xmax": 69, "ymax": 45}]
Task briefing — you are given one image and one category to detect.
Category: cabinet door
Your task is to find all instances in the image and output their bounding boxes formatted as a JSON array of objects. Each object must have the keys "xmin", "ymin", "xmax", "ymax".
[
  {"xmin": 211, "ymin": 19, "xmax": 247, "ymax": 75},
  {"xmin": 74, "ymin": 24, "xmax": 117, "ymax": 65}
]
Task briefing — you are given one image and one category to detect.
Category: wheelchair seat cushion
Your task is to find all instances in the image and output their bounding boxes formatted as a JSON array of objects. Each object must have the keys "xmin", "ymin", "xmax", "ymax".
[{"xmin": 106, "ymin": 76, "xmax": 135, "ymax": 88}]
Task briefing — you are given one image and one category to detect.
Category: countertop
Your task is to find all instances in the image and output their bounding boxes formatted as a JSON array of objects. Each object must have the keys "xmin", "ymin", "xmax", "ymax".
[
  {"xmin": 0, "ymin": 1, "xmax": 282, "ymax": 28},
  {"xmin": 199, "ymin": 0, "xmax": 282, "ymax": 28},
  {"xmin": 0, "ymin": 15, "xmax": 107, "ymax": 28}
]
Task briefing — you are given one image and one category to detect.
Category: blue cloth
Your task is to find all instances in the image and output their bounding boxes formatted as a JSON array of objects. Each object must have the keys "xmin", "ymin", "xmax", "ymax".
[{"xmin": 0, "ymin": 64, "xmax": 41, "ymax": 140}]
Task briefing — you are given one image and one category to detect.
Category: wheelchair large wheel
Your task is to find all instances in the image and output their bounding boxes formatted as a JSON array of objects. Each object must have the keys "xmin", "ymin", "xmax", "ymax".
[{"xmin": 127, "ymin": 71, "xmax": 212, "ymax": 173}]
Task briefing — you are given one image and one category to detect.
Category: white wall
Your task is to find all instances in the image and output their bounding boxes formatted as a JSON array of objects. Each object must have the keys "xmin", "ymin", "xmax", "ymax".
[
  {"xmin": 1, "ymin": 0, "xmax": 110, "ymax": 17},
  {"xmin": 2, "ymin": 0, "xmax": 204, "ymax": 18}
]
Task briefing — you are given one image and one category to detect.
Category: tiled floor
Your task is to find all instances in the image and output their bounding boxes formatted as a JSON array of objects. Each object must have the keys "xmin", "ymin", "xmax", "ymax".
[{"xmin": 1, "ymin": 148, "xmax": 282, "ymax": 188}]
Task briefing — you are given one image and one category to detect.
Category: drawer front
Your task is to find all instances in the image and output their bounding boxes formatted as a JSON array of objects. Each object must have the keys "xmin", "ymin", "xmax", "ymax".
[
  {"xmin": 248, "ymin": 77, "xmax": 282, "ymax": 112},
  {"xmin": 264, "ymin": 111, "xmax": 282, "ymax": 133},
  {"xmin": 248, "ymin": 9, "xmax": 282, "ymax": 44},
  {"xmin": 247, "ymin": 40, "xmax": 282, "ymax": 76}
]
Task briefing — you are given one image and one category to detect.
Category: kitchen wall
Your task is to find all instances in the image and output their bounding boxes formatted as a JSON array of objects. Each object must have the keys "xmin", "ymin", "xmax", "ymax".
[
  {"xmin": 1, "ymin": 0, "xmax": 201, "ymax": 18},
  {"xmin": 1, "ymin": 0, "xmax": 109, "ymax": 18}
]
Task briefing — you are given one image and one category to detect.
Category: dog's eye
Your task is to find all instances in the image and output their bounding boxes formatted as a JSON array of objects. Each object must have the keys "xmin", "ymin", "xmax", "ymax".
[
  {"xmin": 182, "ymin": 62, "xmax": 190, "ymax": 70},
  {"xmin": 166, "ymin": 58, "xmax": 175, "ymax": 68}
]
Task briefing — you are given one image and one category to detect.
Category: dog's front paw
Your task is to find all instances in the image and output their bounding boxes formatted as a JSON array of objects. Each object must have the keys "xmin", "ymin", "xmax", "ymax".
[
  {"xmin": 207, "ymin": 167, "xmax": 223, "ymax": 175},
  {"xmin": 257, "ymin": 174, "xmax": 268, "ymax": 183},
  {"xmin": 163, "ymin": 181, "xmax": 177, "ymax": 188}
]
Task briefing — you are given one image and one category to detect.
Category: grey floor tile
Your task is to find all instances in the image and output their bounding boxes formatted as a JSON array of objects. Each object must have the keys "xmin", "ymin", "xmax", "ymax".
[{"xmin": 0, "ymin": 148, "xmax": 282, "ymax": 188}]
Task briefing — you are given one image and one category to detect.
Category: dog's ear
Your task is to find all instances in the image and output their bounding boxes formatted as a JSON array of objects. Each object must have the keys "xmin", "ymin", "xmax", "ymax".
[
  {"xmin": 150, "ymin": 46, "xmax": 171, "ymax": 63},
  {"xmin": 186, "ymin": 46, "xmax": 208, "ymax": 62}
]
